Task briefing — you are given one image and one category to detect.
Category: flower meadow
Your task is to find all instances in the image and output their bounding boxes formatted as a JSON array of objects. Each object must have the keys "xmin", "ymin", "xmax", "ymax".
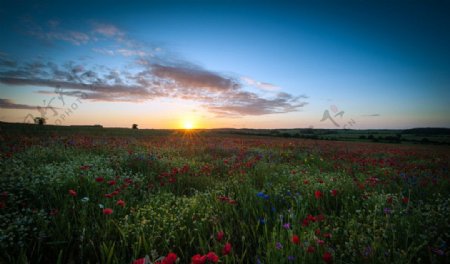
[{"xmin": 0, "ymin": 128, "xmax": 449, "ymax": 263}]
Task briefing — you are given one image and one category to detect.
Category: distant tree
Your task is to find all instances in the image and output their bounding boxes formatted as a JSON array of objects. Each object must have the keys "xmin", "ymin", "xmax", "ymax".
[
  {"xmin": 34, "ymin": 117, "xmax": 46, "ymax": 125},
  {"xmin": 282, "ymin": 132, "xmax": 291, "ymax": 138},
  {"xmin": 421, "ymin": 138, "xmax": 429, "ymax": 144},
  {"xmin": 132, "ymin": 124, "xmax": 138, "ymax": 129},
  {"xmin": 368, "ymin": 134, "xmax": 374, "ymax": 140},
  {"xmin": 359, "ymin": 135, "xmax": 367, "ymax": 139}
]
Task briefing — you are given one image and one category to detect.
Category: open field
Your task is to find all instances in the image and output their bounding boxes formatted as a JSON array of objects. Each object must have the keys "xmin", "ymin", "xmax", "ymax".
[{"xmin": 0, "ymin": 123, "xmax": 449, "ymax": 263}]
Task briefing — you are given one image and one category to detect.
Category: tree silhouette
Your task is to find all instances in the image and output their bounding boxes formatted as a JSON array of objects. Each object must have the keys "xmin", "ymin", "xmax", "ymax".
[
  {"xmin": 132, "ymin": 124, "xmax": 138, "ymax": 129},
  {"xmin": 34, "ymin": 117, "xmax": 46, "ymax": 125}
]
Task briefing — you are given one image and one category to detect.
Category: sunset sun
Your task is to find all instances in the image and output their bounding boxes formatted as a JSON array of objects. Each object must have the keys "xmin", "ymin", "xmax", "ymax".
[{"xmin": 183, "ymin": 120, "xmax": 194, "ymax": 130}]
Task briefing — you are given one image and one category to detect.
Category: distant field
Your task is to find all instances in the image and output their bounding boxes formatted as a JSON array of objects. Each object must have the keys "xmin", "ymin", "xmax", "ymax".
[{"xmin": 0, "ymin": 123, "xmax": 449, "ymax": 263}]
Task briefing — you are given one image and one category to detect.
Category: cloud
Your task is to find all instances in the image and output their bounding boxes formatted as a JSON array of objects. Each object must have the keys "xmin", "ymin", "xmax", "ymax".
[
  {"xmin": 23, "ymin": 18, "xmax": 90, "ymax": 45},
  {"xmin": 92, "ymin": 48, "xmax": 115, "ymax": 56},
  {"xmin": 362, "ymin": 114, "xmax": 380, "ymax": 117},
  {"xmin": 152, "ymin": 64, "xmax": 239, "ymax": 92},
  {"xmin": 23, "ymin": 19, "xmax": 129, "ymax": 46},
  {"xmin": 29, "ymin": 29, "xmax": 90, "ymax": 45},
  {"xmin": 241, "ymin": 76, "xmax": 280, "ymax": 91},
  {"xmin": 0, "ymin": 98, "xmax": 37, "ymax": 110},
  {"xmin": 92, "ymin": 22, "xmax": 125, "ymax": 39},
  {"xmin": 0, "ymin": 58, "xmax": 308, "ymax": 116},
  {"xmin": 116, "ymin": 49, "xmax": 147, "ymax": 57},
  {"xmin": 0, "ymin": 55, "xmax": 17, "ymax": 68},
  {"xmin": 3, "ymin": 17, "xmax": 309, "ymax": 117}
]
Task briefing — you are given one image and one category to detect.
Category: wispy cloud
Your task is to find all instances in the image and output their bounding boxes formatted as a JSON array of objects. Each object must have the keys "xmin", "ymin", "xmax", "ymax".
[
  {"xmin": 116, "ymin": 49, "xmax": 147, "ymax": 57},
  {"xmin": 362, "ymin": 114, "xmax": 380, "ymax": 117},
  {"xmin": 92, "ymin": 48, "xmax": 115, "ymax": 56},
  {"xmin": 0, "ymin": 98, "xmax": 38, "ymax": 110},
  {"xmin": 91, "ymin": 22, "xmax": 125, "ymax": 39},
  {"xmin": 22, "ymin": 18, "xmax": 90, "ymax": 45},
  {"xmin": 241, "ymin": 76, "xmax": 280, "ymax": 91},
  {"xmin": 152, "ymin": 64, "xmax": 239, "ymax": 92}
]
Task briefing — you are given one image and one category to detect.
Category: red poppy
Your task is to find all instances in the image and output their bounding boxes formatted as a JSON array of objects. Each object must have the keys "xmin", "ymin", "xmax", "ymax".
[
  {"xmin": 291, "ymin": 235, "xmax": 300, "ymax": 244},
  {"xmin": 68, "ymin": 189, "xmax": 77, "ymax": 197},
  {"xmin": 322, "ymin": 252, "xmax": 333, "ymax": 263},
  {"xmin": 228, "ymin": 199, "xmax": 238, "ymax": 205},
  {"xmin": 222, "ymin": 242, "xmax": 232, "ymax": 255},
  {"xmin": 302, "ymin": 218, "xmax": 310, "ymax": 227},
  {"xmin": 216, "ymin": 231, "xmax": 224, "ymax": 242},
  {"xmin": 133, "ymin": 258, "xmax": 146, "ymax": 264},
  {"xmin": 303, "ymin": 180, "xmax": 310, "ymax": 185},
  {"xmin": 315, "ymin": 190, "xmax": 322, "ymax": 199},
  {"xmin": 162, "ymin": 253, "xmax": 177, "ymax": 264},
  {"xmin": 316, "ymin": 214, "xmax": 325, "ymax": 221},
  {"xmin": 330, "ymin": 189, "xmax": 338, "ymax": 197},
  {"xmin": 104, "ymin": 193, "xmax": 113, "ymax": 198},
  {"xmin": 49, "ymin": 208, "xmax": 59, "ymax": 216},
  {"xmin": 95, "ymin": 177, "xmax": 104, "ymax": 183},
  {"xmin": 387, "ymin": 196, "xmax": 393, "ymax": 204},
  {"xmin": 206, "ymin": 252, "xmax": 219, "ymax": 263},
  {"xmin": 103, "ymin": 208, "xmax": 113, "ymax": 215},
  {"xmin": 116, "ymin": 199, "xmax": 125, "ymax": 207},
  {"xmin": 191, "ymin": 254, "xmax": 206, "ymax": 264},
  {"xmin": 402, "ymin": 197, "xmax": 409, "ymax": 204},
  {"xmin": 307, "ymin": 214, "xmax": 317, "ymax": 222},
  {"xmin": 307, "ymin": 246, "xmax": 315, "ymax": 253},
  {"xmin": 107, "ymin": 180, "xmax": 116, "ymax": 186}
]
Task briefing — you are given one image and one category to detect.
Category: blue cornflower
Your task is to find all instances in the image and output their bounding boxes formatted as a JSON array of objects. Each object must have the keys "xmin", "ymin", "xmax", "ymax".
[
  {"xmin": 275, "ymin": 242, "xmax": 283, "ymax": 250},
  {"xmin": 259, "ymin": 218, "xmax": 266, "ymax": 225}
]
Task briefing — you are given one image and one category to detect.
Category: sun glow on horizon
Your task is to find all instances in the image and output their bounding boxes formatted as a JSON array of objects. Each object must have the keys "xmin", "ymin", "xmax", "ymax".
[{"xmin": 183, "ymin": 120, "xmax": 194, "ymax": 130}]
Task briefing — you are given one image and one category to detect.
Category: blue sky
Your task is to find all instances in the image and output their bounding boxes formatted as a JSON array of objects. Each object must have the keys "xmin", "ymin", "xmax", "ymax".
[{"xmin": 0, "ymin": 0, "xmax": 449, "ymax": 129}]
